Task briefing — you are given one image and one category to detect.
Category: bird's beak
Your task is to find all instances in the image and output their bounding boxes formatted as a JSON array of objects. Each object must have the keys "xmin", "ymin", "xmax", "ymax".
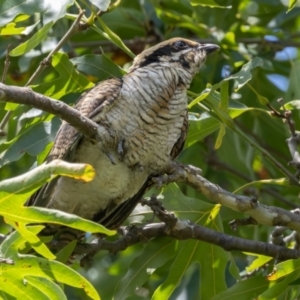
[{"xmin": 201, "ymin": 44, "xmax": 220, "ymax": 54}]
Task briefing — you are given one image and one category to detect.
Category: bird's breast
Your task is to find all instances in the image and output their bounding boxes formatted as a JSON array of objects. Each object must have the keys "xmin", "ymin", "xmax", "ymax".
[
  {"xmin": 104, "ymin": 66, "xmax": 188, "ymax": 169},
  {"xmin": 49, "ymin": 141, "xmax": 148, "ymax": 220}
]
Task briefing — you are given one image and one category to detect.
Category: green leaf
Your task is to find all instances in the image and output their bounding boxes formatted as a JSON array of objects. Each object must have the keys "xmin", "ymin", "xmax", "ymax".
[
  {"xmin": 0, "ymin": 0, "xmax": 42, "ymax": 27},
  {"xmin": 152, "ymin": 185, "xmax": 228, "ymax": 299},
  {"xmin": 215, "ymin": 124, "xmax": 226, "ymax": 149},
  {"xmin": 190, "ymin": 0, "xmax": 231, "ymax": 8},
  {"xmin": 233, "ymin": 178, "xmax": 289, "ymax": 194},
  {"xmin": 247, "ymin": 84, "xmax": 269, "ymax": 105},
  {"xmin": 283, "ymin": 100, "xmax": 300, "ymax": 110},
  {"xmin": 285, "ymin": 61, "xmax": 300, "ymax": 102},
  {"xmin": 25, "ymin": 277, "xmax": 67, "ymax": 300},
  {"xmin": 94, "ymin": 18, "xmax": 135, "ymax": 58},
  {"xmin": 55, "ymin": 240, "xmax": 77, "ymax": 263},
  {"xmin": 0, "ymin": 159, "xmax": 95, "ymax": 197},
  {"xmin": 246, "ymin": 254, "xmax": 273, "ymax": 273},
  {"xmin": 32, "ymin": 52, "xmax": 94, "ymax": 99},
  {"xmin": 260, "ymin": 259, "xmax": 300, "ymax": 299},
  {"xmin": 114, "ymin": 238, "xmax": 177, "ymax": 300},
  {"xmin": 0, "ymin": 0, "xmax": 73, "ymax": 27},
  {"xmin": 9, "ymin": 22, "xmax": 54, "ymax": 56},
  {"xmin": 0, "ymin": 119, "xmax": 60, "ymax": 168},
  {"xmin": 220, "ymin": 80, "xmax": 229, "ymax": 111},
  {"xmin": 211, "ymin": 274, "xmax": 268, "ymax": 300},
  {"xmin": 186, "ymin": 112, "xmax": 220, "ymax": 148},
  {"xmin": 0, "ymin": 228, "xmax": 100, "ymax": 300},
  {"xmin": 70, "ymin": 54, "xmax": 124, "ymax": 81},
  {"xmin": 211, "ymin": 57, "xmax": 264, "ymax": 92},
  {"xmin": 186, "ymin": 101, "xmax": 253, "ymax": 148},
  {"xmin": 188, "ymin": 89, "xmax": 210, "ymax": 109},
  {"xmin": 11, "ymin": 222, "xmax": 55, "ymax": 260},
  {"xmin": 90, "ymin": 0, "xmax": 111, "ymax": 11},
  {"xmin": 288, "ymin": 0, "xmax": 297, "ymax": 12},
  {"xmin": 0, "ymin": 226, "xmax": 100, "ymax": 300},
  {"xmin": 0, "ymin": 23, "xmax": 25, "ymax": 35},
  {"xmin": 268, "ymin": 259, "xmax": 300, "ymax": 281},
  {"xmin": 42, "ymin": 0, "xmax": 74, "ymax": 25}
]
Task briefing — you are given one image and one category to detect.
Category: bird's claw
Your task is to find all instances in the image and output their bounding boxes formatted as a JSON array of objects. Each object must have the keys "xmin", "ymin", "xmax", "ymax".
[
  {"xmin": 105, "ymin": 151, "xmax": 118, "ymax": 165},
  {"xmin": 117, "ymin": 139, "xmax": 125, "ymax": 160}
]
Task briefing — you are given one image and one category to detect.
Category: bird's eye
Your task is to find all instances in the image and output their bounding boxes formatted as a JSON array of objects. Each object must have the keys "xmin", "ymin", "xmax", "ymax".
[{"xmin": 174, "ymin": 40, "xmax": 187, "ymax": 48}]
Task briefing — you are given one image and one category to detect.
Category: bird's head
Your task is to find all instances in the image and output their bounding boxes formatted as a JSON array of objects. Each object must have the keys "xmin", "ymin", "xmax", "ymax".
[{"xmin": 129, "ymin": 38, "xmax": 219, "ymax": 80}]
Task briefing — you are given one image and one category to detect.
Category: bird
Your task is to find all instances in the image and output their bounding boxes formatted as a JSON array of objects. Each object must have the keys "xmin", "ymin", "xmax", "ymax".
[{"xmin": 28, "ymin": 37, "xmax": 219, "ymax": 234}]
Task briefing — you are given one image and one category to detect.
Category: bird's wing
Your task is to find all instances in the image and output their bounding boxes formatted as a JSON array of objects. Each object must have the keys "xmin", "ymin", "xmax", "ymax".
[
  {"xmin": 93, "ymin": 177, "xmax": 154, "ymax": 229},
  {"xmin": 27, "ymin": 77, "xmax": 123, "ymax": 207},
  {"xmin": 48, "ymin": 77, "xmax": 123, "ymax": 161}
]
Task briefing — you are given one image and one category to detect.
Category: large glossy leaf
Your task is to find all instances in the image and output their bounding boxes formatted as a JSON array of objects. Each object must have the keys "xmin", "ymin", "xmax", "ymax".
[
  {"xmin": 91, "ymin": 0, "xmax": 111, "ymax": 11},
  {"xmin": 186, "ymin": 101, "xmax": 255, "ymax": 148},
  {"xmin": 114, "ymin": 238, "xmax": 177, "ymax": 300},
  {"xmin": 151, "ymin": 184, "xmax": 228, "ymax": 299},
  {"xmin": 259, "ymin": 262, "xmax": 300, "ymax": 300},
  {"xmin": 0, "ymin": 159, "xmax": 114, "ymax": 236},
  {"xmin": 211, "ymin": 274, "xmax": 268, "ymax": 300},
  {"xmin": 0, "ymin": 119, "xmax": 60, "ymax": 168},
  {"xmin": 0, "ymin": 227, "xmax": 100, "ymax": 300},
  {"xmin": 0, "ymin": 0, "xmax": 73, "ymax": 27},
  {"xmin": 42, "ymin": 0, "xmax": 74, "ymax": 25},
  {"xmin": 285, "ymin": 60, "xmax": 300, "ymax": 102},
  {"xmin": 94, "ymin": 18, "xmax": 135, "ymax": 58},
  {"xmin": 70, "ymin": 54, "xmax": 124, "ymax": 81},
  {"xmin": 190, "ymin": 0, "xmax": 231, "ymax": 8},
  {"xmin": 10, "ymin": 22, "xmax": 54, "ymax": 56},
  {"xmin": 0, "ymin": 0, "xmax": 43, "ymax": 27},
  {"xmin": 32, "ymin": 52, "xmax": 94, "ymax": 99},
  {"xmin": 0, "ymin": 23, "xmax": 25, "ymax": 35}
]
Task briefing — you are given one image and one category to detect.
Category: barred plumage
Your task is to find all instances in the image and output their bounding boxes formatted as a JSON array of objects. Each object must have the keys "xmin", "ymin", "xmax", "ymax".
[{"xmin": 28, "ymin": 38, "xmax": 219, "ymax": 231}]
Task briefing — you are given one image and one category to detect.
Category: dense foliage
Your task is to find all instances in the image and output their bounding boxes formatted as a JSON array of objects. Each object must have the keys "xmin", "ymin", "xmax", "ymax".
[{"xmin": 0, "ymin": 0, "xmax": 300, "ymax": 299}]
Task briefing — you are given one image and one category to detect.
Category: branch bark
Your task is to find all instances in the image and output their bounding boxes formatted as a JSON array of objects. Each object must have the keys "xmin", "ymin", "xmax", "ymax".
[
  {"xmin": 0, "ymin": 83, "xmax": 98, "ymax": 139},
  {"xmin": 75, "ymin": 197, "xmax": 300, "ymax": 266}
]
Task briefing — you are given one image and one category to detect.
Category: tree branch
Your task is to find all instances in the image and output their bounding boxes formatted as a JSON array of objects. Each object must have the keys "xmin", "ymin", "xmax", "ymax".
[
  {"xmin": 153, "ymin": 162, "xmax": 300, "ymax": 232},
  {"xmin": 0, "ymin": 83, "xmax": 98, "ymax": 139},
  {"xmin": 74, "ymin": 196, "xmax": 300, "ymax": 266}
]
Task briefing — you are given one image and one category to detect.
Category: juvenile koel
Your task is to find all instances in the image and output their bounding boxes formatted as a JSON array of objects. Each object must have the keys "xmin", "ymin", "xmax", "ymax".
[{"xmin": 28, "ymin": 38, "xmax": 219, "ymax": 230}]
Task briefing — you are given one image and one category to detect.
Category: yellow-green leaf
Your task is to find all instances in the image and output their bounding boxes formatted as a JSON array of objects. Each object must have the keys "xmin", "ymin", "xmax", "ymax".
[{"xmin": 9, "ymin": 22, "xmax": 53, "ymax": 56}]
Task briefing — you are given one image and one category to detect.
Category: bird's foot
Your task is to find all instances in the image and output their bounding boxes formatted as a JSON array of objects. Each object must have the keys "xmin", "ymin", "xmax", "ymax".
[
  {"xmin": 97, "ymin": 124, "xmax": 121, "ymax": 165},
  {"xmin": 104, "ymin": 151, "xmax": 118, "ymax": 165}
]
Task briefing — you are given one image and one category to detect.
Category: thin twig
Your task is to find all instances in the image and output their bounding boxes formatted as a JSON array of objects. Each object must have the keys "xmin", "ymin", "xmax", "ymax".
[
  {"xmin": 0, "ymin": 10, "xmax": 86, "ymax": 135},
  {"xmin": 0, "ymin": 45, "xmax": 12, "ymax": 136},
  {"xmin": 1, "ymin": 44, "xmax": 12, "ymax": 83},
  {"xmin": 26, "ymin": 10, "xmax": 86, "ymax": 86}
]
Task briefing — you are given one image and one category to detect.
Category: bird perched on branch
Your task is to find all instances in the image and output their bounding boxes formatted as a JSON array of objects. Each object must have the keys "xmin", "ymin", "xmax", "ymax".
[{"xmin": 28, "ymin": 37, "xmax": 219, "ymax": 232}]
